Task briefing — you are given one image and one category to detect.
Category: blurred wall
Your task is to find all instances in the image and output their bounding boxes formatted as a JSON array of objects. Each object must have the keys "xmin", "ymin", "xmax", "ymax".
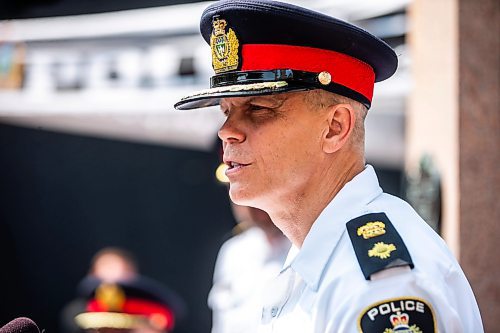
[
  {"xmin": 407, "ymin": 0, "xmax": 460, "ymax": 254},
  {"xmin": 458, "ymin": 0, "xmax": 499, "ymax": 330},
  {"xmin": 408, "ymin": 0, "xmax": 499, "ymax": 330}
]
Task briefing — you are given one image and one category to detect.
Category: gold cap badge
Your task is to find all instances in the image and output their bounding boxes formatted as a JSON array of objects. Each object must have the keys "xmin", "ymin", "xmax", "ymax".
[
  {"xmin": 211, "ymin": 16, "xmax": 240, "ymax": 74},
  {"xmin": 95, "ymin": 283, "xmax": 126, "ymax": 311},
  {"xmin": 357, "ymin": 221, "xmax": 386, "ymax": 239}
]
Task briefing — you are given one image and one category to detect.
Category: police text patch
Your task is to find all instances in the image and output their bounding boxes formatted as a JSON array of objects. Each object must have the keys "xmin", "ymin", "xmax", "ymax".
[{"xmin": 358, "ymin": 297, "xmax": 437, "ymax": 332}]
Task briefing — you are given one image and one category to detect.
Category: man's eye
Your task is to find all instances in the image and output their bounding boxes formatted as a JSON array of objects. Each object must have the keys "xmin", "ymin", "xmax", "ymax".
[{"xmin": 249, "ymin": 105, "xmax": 270, "ymax": 112}]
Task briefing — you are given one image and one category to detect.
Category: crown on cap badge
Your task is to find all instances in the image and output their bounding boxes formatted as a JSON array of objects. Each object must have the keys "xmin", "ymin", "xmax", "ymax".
[{"xmin": 211, "ymin": 16, "xmax": 240, "ymax": 74}]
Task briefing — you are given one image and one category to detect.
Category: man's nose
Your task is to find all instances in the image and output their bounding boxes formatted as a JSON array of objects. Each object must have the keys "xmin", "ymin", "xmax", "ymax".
[{"xmin": 218, "ymin": 115, "xmax": 246, "ymax": 144}]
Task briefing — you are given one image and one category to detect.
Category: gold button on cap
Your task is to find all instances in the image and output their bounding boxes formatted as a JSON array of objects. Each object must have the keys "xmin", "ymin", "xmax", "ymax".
[{"xmin": 318, "ymin": 71, "xmax": 332, "ymax": 85}]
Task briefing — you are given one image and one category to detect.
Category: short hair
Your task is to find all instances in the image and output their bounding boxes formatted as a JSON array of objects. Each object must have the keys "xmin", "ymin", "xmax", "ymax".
[{"xmin": 304, "ymin": 89, "xmax": 367, "ymax": 152}]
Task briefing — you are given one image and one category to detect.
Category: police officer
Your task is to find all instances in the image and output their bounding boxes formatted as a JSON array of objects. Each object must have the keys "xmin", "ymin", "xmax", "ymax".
[{"xmin": 175, "ymin": 0, "xmax": 483, "ymax": 332}]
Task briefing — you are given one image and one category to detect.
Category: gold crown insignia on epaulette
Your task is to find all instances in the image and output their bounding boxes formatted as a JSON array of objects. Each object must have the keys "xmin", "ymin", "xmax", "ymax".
[
  {"xmin": 347, "ymin": 213, "xmax": 414, "ymax": 280},
  {"xmin": 211, "ymin": 16, "xmax": 240, "ymax": 74},
  {"xmin": 357, "ymin": 221, "xmax": 386, "ymax": 239}
]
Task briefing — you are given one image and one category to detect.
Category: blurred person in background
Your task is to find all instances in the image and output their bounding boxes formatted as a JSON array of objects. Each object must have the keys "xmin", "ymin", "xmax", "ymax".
[
  {"xmin": 208, "ymin": 162, "xmax": 290, "ymax": 333},
  {"xmin": 87, "ymin": 247, "xmax": 139, "ymax": 283},
  {"xmin": 61, "ymin": 248, "xmax": 186, "ymax": 333},
  {"xmin": 60, "ymin": 247, "xmax": 139, "ymax": 333}
]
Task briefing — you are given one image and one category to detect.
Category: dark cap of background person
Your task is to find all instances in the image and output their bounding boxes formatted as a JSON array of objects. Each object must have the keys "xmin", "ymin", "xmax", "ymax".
[{"xmin": 75, "ymin": 276, "xmax": 186, "ymax": 333}]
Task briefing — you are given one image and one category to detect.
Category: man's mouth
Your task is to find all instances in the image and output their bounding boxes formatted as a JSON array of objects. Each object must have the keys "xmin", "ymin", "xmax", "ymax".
[{"xmin": 225, "ymin": 161, "xmax": 250, "ymax": 172}]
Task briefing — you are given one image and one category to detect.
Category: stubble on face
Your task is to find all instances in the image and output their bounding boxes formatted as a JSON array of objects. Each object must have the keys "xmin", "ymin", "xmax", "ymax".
[{"xmin": 219, "ymin": 91, "xmax": 327, "ymax": 211}]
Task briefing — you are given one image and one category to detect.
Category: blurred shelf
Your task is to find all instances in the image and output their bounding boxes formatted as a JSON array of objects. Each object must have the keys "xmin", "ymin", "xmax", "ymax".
[
  {"xmin": 0, "ymin": 86, "xmax": 225, "ymax": 151},
  {"xmin": 0, "ymin": 86, "xmax": 199, "ymax": 114}
]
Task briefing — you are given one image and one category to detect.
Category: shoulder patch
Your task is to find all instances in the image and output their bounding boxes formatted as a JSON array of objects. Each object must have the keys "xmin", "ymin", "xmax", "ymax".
[
  {"xmin": 358, "ymin": 297, "xmax": 437, "ymax": 333},
  {"xmin": 346, "ymin": 212, "xmax": 414, "ymax": 280}
]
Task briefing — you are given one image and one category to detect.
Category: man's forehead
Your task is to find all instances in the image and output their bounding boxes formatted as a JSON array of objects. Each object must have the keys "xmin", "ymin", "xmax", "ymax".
[{"xmin": 220, "ymin": 92, "xmax": 302, "ymax": 108}]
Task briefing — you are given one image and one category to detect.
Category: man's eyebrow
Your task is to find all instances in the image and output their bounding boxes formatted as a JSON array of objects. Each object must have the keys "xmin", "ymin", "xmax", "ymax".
[
  {"xmin": 219, "ymin": 95, "xmax": 287, "ymax": 112},
  {"xmin": 248, "ymin": 95, "xmax": 286, "ymax": 107}
]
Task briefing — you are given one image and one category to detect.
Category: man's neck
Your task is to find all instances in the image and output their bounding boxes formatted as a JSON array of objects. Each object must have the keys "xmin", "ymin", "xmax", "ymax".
[{"xmin": 266, "ymin": 157, "xmax": 365, "ymax": 248}]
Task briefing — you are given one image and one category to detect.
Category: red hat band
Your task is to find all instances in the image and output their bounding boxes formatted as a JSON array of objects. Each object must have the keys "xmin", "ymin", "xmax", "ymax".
[
  {"xmin": 241, "ymin": 44, "xmax": 375, "ymax": 102},
  {"xmin": 88, "ymin": 298, "xmax": 175, "ymax": 331}
]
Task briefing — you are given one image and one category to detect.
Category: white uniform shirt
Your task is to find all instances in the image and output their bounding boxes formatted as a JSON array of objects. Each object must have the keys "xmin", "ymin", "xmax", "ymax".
[
  {"xmin": 209, "ymin": 226, "xmax": 290, "ymax": 333},
  {"xmin": 259, "ymin": 165, "xmax": 483, "ymax": 333}
]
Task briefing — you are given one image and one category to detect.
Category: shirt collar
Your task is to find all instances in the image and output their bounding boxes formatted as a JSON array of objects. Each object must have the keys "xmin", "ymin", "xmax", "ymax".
[{"xmin": 286, "ymin": 164, "xmax": 383, "ymax": 291}]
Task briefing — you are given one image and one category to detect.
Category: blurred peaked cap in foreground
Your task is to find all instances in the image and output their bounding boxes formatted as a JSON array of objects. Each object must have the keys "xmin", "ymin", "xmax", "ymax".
[{"xmin": 75, "ymin": 276, "xmax": 186, "ymax": 332}]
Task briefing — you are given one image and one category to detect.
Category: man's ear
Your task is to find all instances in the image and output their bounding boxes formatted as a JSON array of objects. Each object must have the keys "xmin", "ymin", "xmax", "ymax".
[{"xmin": 322, "ymin": 103, "xmax": 356, "ymax": 154}]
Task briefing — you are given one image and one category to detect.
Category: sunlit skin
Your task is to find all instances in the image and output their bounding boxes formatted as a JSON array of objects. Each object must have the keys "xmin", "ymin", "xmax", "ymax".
[{"xmin": 218, "ymin": 91, "xmax": 365, "ymax": 247}]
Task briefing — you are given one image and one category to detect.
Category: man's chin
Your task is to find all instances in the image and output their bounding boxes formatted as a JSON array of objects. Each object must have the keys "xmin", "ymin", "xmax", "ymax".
[{"xmin": 228, "ymin": 184, "xmax": 258, "ymax": 207}]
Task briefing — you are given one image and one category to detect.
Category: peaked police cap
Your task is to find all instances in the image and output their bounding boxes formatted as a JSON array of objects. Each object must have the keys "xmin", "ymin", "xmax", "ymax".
[{"xmin": 174, "ymin": 0, "xmax": 398, "ymax": 110}]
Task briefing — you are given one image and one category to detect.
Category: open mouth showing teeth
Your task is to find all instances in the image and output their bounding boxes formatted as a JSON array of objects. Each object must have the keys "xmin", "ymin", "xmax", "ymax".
[{"xmin": 227, "ymin": 161, "xmax": 249, "ymax": 170}]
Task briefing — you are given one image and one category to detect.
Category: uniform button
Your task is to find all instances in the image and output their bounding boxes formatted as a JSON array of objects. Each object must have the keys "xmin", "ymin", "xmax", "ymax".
[{"xmin": 271, "ymin": 307, "xmax": 279, "ymax": 317}]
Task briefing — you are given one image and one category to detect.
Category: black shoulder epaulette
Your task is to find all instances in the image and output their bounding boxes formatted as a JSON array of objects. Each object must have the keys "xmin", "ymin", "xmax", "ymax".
[{"xmin": 346, "ymin": 212, "xmax": 414, "ymax": 280}]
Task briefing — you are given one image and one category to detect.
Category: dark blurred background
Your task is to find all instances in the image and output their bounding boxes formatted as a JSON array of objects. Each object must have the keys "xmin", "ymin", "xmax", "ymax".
[{"xmin": 0, "ymin": 123, "xmax": 237, "ymax": 333}]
